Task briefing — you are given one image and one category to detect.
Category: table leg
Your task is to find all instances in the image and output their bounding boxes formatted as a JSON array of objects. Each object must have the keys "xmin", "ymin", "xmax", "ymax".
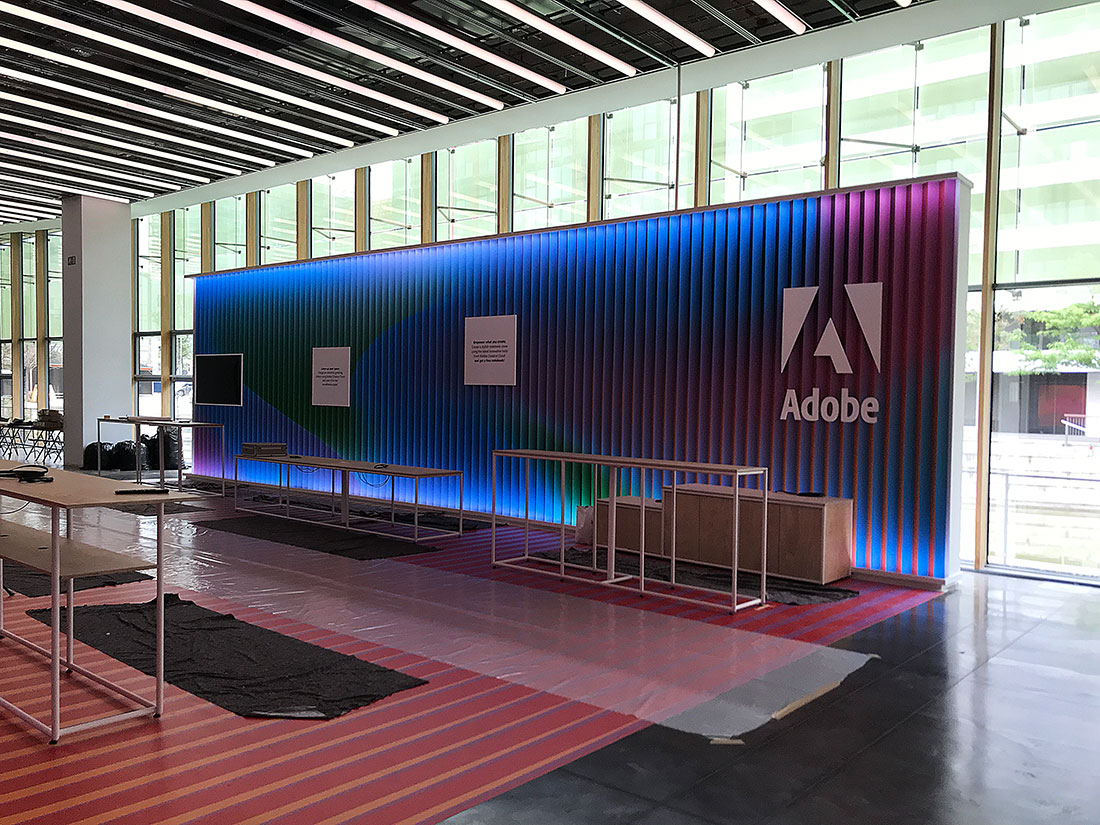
[
  {"xmin": 233, "ymin": 457, "xmax": 239, "ymax": 512},
  {"xmin": 490, "ymin": 455, "xmax": 497, "ymax": 565},
  {"xmin": 559, "ymin": 460, "xmax": 566, "ymax": 579},
  {"xmin": 341, "ymin": 470, "xmax": 350, "ymax": 527},
  {"xmin": 458, "ymin": 474, "xmax": 464, "ymax": 537},
  {"xmin": 155, "ymin": 502, "xmax": 165, "ymax": 716},
  {"xmin": 670, "ymin": 475, "xmax": 678, "ymax": 586},
  {"xmin": 639, "ymin": 468, "xmax": 646, "ymax": 593},
  {"xmin": 331, "ymin": 469, "xmax": 336, "ymax": 516},
  {"xmin": 731, "ymin": 483, "xmax": 740, "ymax": 614},
  {"xmin": 50, "ymin": 508, "xmax": 60, "ymax": 744},
  {"xmin": 220, "ymin": 426, "xmax": 226, "ymax": 497},
  {"xmin": 158, "ymin": 425, "xmax": 167, "ymax": 489},
  {"xmin": 66, "ymin": 578, "xmax": 74, "ymax": 672},
  {"xmin": 1, "ymin": 559, "xmax": 5, "ymax": 631},
  {"xmin": 414, "ymin": 477, "xmax": 420, "ymax": 542},
  {"xmin": 176, "ymin": 425, "xmax": 184, "ymax": 492},
  {"xmin": 390, "ymin": 476, "xmax": 396, "ymax": 525},
  {"xmin": 524, "ymin": 458, "xmax": 530, "ymax": 559},
  {"xmin": 96, "ymin": 420, "xmax": 102, "ymax": 475},
  {"xmin": 607, "ymin": 465, "xmax": 617, "ymax": 583},
  {"xmin": 134, "ymin": 423, "xmax": 142, "ymax": 486},
  {"xmin": 760, "ymin": 473, "xmax": 768, "ymax": 607}
]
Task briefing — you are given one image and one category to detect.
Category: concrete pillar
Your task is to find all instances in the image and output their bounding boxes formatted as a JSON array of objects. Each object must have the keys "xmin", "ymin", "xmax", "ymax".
[{"xmin": 61, "ymin": 195, "xmax": 132, "ymax": 467}]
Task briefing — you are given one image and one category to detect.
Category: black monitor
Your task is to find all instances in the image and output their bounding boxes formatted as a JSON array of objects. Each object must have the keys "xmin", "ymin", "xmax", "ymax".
[{"xmin": 193, "ymin": 353, "xmax": 243, "ymax": 406}]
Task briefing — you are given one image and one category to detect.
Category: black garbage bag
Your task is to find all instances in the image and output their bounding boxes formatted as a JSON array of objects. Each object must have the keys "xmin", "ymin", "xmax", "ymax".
[
  {"xmin": 82, "ymin": 442, "xmax": 115, "ymax": 471},
  {"xmin": 108, "ymin": 440, "xmax": 146, "ymax": 471},
  {"xmin": 144, "ymin": 429, "xmax": 182, "ymax": 470}
]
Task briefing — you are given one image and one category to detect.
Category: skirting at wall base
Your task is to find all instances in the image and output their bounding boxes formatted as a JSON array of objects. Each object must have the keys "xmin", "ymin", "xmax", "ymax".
[{"xmin": 851, "ymin": 568, "xmax": 960, "ymax": 592}]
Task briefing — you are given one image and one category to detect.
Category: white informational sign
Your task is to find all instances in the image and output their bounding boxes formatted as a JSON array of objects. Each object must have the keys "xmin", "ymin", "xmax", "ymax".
[
  {"xmin": 311, "ymin": 346, "xmax": 351, "ymax": 407},
  {"xmin": 464, "ymin": 314, "xmax": 517, "ymax": 386}
]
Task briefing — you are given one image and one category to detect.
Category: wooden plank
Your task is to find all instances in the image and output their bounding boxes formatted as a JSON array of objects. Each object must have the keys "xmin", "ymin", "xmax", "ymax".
[{"xmin": 0, "ymin": 520, "xmax": 153, "ymax": 578}]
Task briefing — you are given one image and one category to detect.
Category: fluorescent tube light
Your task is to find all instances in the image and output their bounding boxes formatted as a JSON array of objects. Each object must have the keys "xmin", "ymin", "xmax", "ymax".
[
  {"xmin": 0, "ymin": 40, "xmax": 327, "ymax": 153},
  {"xmin": 0, "ymin": 162, "xmax": 157, "ymax": 198},
  {"xmin": 750, "ymin": 0, "xmax": 807, "ymax": 35},
  {"xmin": 0, "ymin": 111, "xmax": 240, "ymax": 176},
  {"xmin": 89, "ymin": 0, "xmax": 448, "ymax": 124},
  {"xmin": 212, "ymin": 0, "xmax": 506, "ymax": 110},
  {"xmin": 0, "ymin": 2, "xmax": 397, "ymax": 138},
  {"xmin": 0, "ymin": 188, "xmax": 63, "ymax": 206},
  {"xmin": 0, "ymin": 174, "xmax": 132, "ymax": 203},
  {"xmin": 0, "ymin": 88, "xmax": 276, "ymax": 168},
  {"xmin": 0, "ymin": 129, "xmax": 209, "ymax": 183},
  {"xmin": 0, "ymin": 202, "xmax": 57, "ymax": 217},
  {"xmin": 895, "ymin": 0, "xmax": 913, "ymax": 6},
  {"xmin": 348, "ymin": 0, "xmax": 567, "ymax": 93},
  {"xmin": 478, "ymin": 0, "xmax": 637, "ymax": 77},
  {"xmin": 614, "ymin": 0, "xmax": 716, "ymax": 57},
  {"xmin": 2, "ymin": 146, "xmax": 180, "ymax": 191}
]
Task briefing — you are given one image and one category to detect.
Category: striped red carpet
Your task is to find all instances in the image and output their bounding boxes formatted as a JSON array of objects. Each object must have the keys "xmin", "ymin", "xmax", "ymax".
[
  {"xmin": 0, "ymin": 584, "xmax": 645, "ymax": 825},
  {"xmin": 0, "ymin": 526, "xmax": 938, "ymax": 825}
]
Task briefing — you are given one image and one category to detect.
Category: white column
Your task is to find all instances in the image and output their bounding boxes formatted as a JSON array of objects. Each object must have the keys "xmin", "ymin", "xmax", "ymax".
[{"xmin": 61, "ymin": 195, "xmax": 132, "ymax": 467}]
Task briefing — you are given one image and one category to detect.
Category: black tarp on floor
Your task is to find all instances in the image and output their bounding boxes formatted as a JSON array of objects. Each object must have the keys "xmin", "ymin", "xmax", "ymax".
[{"xmin": 28, "ymin": 594, "xmax": 426, "ymax": 719}]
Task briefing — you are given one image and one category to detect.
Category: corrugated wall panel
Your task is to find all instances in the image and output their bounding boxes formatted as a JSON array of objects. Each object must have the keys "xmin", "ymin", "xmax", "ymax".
[{"xmin": 194, "ymin": 176, "xmax": 965, "ymax": 579}]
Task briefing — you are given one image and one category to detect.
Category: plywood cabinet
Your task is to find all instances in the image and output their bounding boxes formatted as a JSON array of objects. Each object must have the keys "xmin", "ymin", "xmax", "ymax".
[
  {"xmin": 662, "ymin": 484, "xmax": 852, "ymax": 585},
  {"xmin": 592, "ymin": 485, "xmax": 853, "ymax": 585}
]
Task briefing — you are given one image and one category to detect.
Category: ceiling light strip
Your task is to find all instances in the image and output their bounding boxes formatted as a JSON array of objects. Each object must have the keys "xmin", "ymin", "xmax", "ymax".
[
  {"xmin": 212, "ymin": 0, "xmax": 505, "ymax": 110},
  {"xmin": 0, "ymin": 129, "xmax": 209, "ymax": 183},
  {"xmin": 0, "ymin": 2, "xmax": 397, "ymax": 137},
  {"xmin": 0, "ymin": 200, "xmax": 57, "ymax": 216},
  {"xmin": 0, "ymin": 40, "xmax": 329, "ymax": 152},
  {"xmin": 478, "ymin": 0, "xmax": 637, "ymax": 77},
  {"xmin": 2, "ymin": 146, "xmax": 180, "ymax": 190},
  {"xmin": 0, "ymin": 112, "xmax": 236, "ymax": 177},
  {"xmin": 348, "ymin": 0, "xmax": 566, "ymax": 93},
  {"xmin": 89, "ymin": 0, "xmax": 447, "ymax": 124},
  {"xmin": 0, "ymin": 88, "xmax": 275, "ymax": 168},
  {"xmin": 0, "ymin": 174, "xmax": 131, "ymax": 203},
  {"xmin": 0, "ymin": 188, "xmax": 63, "ymax": 206},
  {"xmin": 0, "ymin": 162, "xmax": 157, "ymax": 198},
  {"xmin": 614, "ymin": 0, "xmax": 716, "ymax": 57},
  {"xmin": 750, "ymin": 0, "xmax": 808, "ymax": 35}
]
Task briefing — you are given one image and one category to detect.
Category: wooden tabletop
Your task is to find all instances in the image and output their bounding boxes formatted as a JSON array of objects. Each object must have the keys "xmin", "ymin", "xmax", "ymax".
[
  {"xmin": 236, "ymin": 453, "xmax": 461, "ymax": 478},
  {"xmin": 0, "ymin": 460, "xmax": 199, "ymax": 509}
]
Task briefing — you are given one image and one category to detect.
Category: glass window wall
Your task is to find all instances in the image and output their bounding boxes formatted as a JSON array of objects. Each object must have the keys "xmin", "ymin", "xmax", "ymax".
[
  {"xmin": 312, "ymin": 170, "xmax": 356, "ymax": 257},
  {"xmin": 370, "ymin": 158, "xmax": 421, "ymax": 250},
  {"xmin": 436, "ymin": 140, "xmax": 497, "ymax": 241},
  {"xmin": 513, "ymin": 118, "xmax": 588, "ymax": 231},
  {"xmin": 214, "ymin": 194, "xmax": 246, "ymax": 272},
  {"xmin": 712, "ymin": 66, "xmax": 827, "ymax": 205},
  {"xmin": 135, "ymin": 216, "xmax": 161, "ymax": 332},
  {"xmin": 840, "ymin": 30, "xmax": 989, "ymax": 286},
  {"xmin": 261, "ymin": 183, "xmax": 297, "ymax": 265},
  {"xmin": 604, "ymin": 98, "xmax": 695, "ymax": 220}
]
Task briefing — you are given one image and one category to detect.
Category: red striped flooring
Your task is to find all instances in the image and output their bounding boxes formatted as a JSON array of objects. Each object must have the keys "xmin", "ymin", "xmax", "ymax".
[
  {"xmin": 0, "ymin": 584, "xmax": 645, "ymax": 825},
  {"xmin": 403, "ymin": 526, "xmax": 941, "ymax": 645},
  {"xmin": 0, "ymin": 522, "xmax": 939, "ymax": 825}
]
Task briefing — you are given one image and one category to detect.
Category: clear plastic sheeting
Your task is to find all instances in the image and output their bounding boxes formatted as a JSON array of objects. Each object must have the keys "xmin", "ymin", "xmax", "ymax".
[{"xmin": 5, "ymin": 501, "xmax": 871, "ymax": 738}]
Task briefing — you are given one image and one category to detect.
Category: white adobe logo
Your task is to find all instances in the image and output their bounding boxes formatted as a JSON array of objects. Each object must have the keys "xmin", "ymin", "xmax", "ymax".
[{"xmin": 779, "ymin": 283, "xmax": 883, "ymax": 374}]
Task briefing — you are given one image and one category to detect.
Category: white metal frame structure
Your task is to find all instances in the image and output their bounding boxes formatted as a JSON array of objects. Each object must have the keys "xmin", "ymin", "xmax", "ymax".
[
  {"xmin": 233, "ymin": 453, "xmax": 464, "ymax": 544},
  {"xmin": 490, "ymin": 449, "xmax": 768, "ymax": 613},
  {"xmin": 0, "ymin": 460, "xmax": 196, "ymax": 743},
  {"xmin": 95, "ymin": 416, "xmax": 227, "ymax": 495}
]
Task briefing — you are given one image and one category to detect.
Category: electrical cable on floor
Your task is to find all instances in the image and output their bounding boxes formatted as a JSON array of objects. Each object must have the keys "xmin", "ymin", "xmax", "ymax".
[
  {"xmin": 0, "ymin": 501, "xmax": 30, "ymax": 515},
  {"xmin": 354, "ymin": 472, "xmax": 390, "ymax": 487}
]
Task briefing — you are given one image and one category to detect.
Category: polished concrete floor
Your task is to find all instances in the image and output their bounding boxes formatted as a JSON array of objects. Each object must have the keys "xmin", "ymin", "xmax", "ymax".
[{"xmin": 443, "ymin": 572, "xmax": 1100, "ymax": 825}]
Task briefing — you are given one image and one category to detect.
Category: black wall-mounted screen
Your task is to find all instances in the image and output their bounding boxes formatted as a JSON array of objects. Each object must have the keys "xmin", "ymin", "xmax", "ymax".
[{"xmin": 194, "ymin": 353, "xmax": 243, "ymax": 406}]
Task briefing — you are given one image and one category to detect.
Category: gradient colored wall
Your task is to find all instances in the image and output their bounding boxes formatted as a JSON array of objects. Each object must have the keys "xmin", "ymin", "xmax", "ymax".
[{"xmin": 194, "ymin": 175, "xmax": 968, "ymax": 580}]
